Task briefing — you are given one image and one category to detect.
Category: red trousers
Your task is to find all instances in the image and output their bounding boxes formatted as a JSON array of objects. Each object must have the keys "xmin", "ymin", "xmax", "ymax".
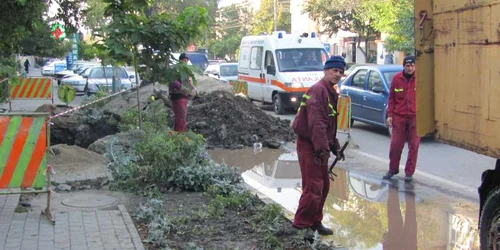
[
  {"xmin": 171, "ymin": 98, "xmax": 188, "ymax": 132},
  {"xmin": 293, "ymin": 136, "xmax": 330, "ymax": 228},
  {"xmin": 389, "ymin": 115, "xmax": 420, "ymax": 175}
]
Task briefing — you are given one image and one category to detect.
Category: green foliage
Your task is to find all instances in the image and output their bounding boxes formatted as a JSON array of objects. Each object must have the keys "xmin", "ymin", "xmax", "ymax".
[
  {"xmin": 78, "ymin": 40, "xmax": 99, "ymax": 61},
  {"xmin": 208, "ymin": 4, "xmax": 253, "ymax": 59},
  {"xmin": 366, "ymin": 0, "xmax": 415, "ymax": 53},
  {"xmin": 305, "ymin": 0, "xmax": 379, "ymax": 59},
  {"xmin": 135, "ymin": 131, "xmax": 208, "ymax": 182},
  {"xmin": 0, "ymin": 0, "xmax": 47, "ymax": 57},
  {"xmin": 119, "ymin": 101, "xmax": 169, "ymax": 133},
  {"xmin": 169, "ymin": 164, "xmax": 242, "ymax": 192},
  {"xmin": 0, "ymin": 56, "xmax": 18, "ymax": 103},
  {"xmin": 94, "ymin": 0, "xmax": 208, "ymax": 88},
  {"xmin": 252, "ymin": 0, "xmax": 291, "ymax": 35},
  {"xmin": 133, "ymin": 199, "xmax": 174, "ymax": 248}
]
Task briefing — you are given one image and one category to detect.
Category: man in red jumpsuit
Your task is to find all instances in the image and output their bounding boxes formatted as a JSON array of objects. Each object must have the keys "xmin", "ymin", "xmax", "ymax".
[
  {"xmin": 169, "ymin": 53, "xmax": 197, "ymax": 132},
  {"xmin": 291, "ymin": 56, "xmax": 346, "ymax": 235},
  {"xmin": 383, "ymin": 55, "xmax": 419, "ymax": 182}
]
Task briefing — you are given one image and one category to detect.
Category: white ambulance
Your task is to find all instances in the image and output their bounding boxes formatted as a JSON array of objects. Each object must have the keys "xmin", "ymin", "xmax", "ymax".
[{"xmin": 237, "ymin": 31, "xmax": 329, "ymax": 114}]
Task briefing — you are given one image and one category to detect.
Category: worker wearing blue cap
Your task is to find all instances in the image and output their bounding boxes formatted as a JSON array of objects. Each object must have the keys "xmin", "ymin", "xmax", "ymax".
[{"xmin": 291, "ymin": 56, "xmax": 346, "ymax": 235}]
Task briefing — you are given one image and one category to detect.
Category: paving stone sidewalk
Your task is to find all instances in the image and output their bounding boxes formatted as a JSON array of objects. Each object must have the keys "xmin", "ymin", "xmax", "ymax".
[{"xmin": 0, "ymin": 195, "xmax": 145, "ymax": 250}]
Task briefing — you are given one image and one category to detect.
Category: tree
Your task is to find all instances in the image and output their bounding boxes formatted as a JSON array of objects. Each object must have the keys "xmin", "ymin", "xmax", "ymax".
[
  {"xmin": 366, "ymin": 0, "xmax": 415, "ymax": 54},
  {"xmin": 208, "ymin": 3, "xmax": 253, "ymax": 59},
  {"xmin": 0, "ymin": 0, "xmax": 49, "ymax": 57},
  {"xmin": 305, "ymin": 0, "xmax": 379, "ymax": 61},
  {"xmin": 252, "ymin": 0, "xmax": 291, "ymax": 35}
]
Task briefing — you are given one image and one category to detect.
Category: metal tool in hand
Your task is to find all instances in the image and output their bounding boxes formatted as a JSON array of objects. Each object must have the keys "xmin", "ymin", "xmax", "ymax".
[{"xmin": 329, "ymin": 141, "xmax": 349, "ymax": 181}]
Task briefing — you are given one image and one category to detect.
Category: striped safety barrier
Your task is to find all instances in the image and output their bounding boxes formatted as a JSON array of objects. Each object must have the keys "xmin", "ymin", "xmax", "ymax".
[
  {"xmin": 229, "ymin": 80, "xmax": 248, "ymax": 96},
  {"xmin": 9, "ymin": 77, "xmax": 53, "ymax": 100},
  {"xmin": 0, "ymin": 113, "xmax": 54, "ymax": 223},
  {"xmin": 337, "ymin": 95, "xmax": 351, "ymax": 131}
]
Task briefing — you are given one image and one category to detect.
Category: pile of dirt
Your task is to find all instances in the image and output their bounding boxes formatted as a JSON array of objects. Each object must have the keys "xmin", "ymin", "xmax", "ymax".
[
  {"xmin": 167, "ymin": 91, "xmax": 295, "ymax": 149},
  {"xmin": 195, "ymin": 75, "xmax": 233, "ymax": 94},
  {"xmin": 48, "ymin": 144, "xmax": 109, "ymax": 175},
  {"xmin": 36, "ymin": 104, "xmax": 119, "ymax": 148}
]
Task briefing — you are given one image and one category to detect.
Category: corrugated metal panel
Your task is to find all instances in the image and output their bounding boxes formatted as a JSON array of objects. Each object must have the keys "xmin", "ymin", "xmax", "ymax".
[{"xmin": 423, "ymin": 0, "xmax": 500, "ymax": 158}]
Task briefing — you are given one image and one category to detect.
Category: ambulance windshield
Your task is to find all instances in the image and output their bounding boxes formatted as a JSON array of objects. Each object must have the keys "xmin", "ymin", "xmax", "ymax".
[{"xmin": 276, "ymin": 49, "xmax": 328, "ymax": 72}]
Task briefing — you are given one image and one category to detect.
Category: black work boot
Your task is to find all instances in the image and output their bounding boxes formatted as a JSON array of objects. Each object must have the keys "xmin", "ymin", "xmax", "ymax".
[
  {"xmin": 311, "ymin": 223, "xmax": 333, "ymax": 235},
  {"xmin": 404, "ymin": 175, "xmax": 413, "ymax": 183},
  {"xmin": 382, "ymin": 171, "xmax": 397, "ymax": 180}
]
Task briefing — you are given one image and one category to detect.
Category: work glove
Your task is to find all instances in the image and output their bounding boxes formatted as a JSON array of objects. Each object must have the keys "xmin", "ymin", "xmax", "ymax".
[
  {"xmin": 314, "ymin": 149, "xmax": 330, "ymax": 166},
  {"xmin": 330, "ymin": 143, "xmax": 345, "ymax": 161}
]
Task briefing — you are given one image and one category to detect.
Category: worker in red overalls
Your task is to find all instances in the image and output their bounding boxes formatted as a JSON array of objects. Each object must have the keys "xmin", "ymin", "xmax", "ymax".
[
  {"xmin": 169, "ymin": 53, "xmax": 197, "ymax": 132},
  {"xmin": 291, "ymin": 56, "xmax": 346, "ymax": 235},
  {"xmin": 383, "ymin": 55, "xmax": 419, "ymax": 182}
]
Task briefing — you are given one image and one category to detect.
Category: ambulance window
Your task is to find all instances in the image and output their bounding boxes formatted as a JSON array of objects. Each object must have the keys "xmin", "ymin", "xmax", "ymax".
[
  {"xmin": 250, "ymin": 46, "xmax": 263, "ymax": 70},
  {"xmin": 265, "ymin": 51, "xmax": 275, "ymax": 67},
  {"xmin": 239, "ymin": 46, "xmax": 251, "ymax": 69}
]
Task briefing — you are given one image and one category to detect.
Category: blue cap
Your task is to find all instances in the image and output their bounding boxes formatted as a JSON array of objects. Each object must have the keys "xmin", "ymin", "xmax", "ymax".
[{"xmin": 324, "ymin": 56, "xmax": 346, "ymax": 70}]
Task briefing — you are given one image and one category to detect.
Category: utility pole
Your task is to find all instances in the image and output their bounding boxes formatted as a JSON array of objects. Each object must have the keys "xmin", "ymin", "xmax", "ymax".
[{"xmin": 274, "ymin": 0, "xmax": 277, "ymax": 31}]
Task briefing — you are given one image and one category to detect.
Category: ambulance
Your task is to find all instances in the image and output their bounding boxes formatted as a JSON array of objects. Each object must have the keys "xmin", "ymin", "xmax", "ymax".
[{"xmin": 237, "ymin": 31, "xmax": 329, "ymax": 114}]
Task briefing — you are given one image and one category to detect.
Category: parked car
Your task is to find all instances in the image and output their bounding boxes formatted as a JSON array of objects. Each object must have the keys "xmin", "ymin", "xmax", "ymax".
[
  {"xmin": 55, "ymin": 62, "xmax": 100, "ymax": 85},
  {"xmin": 82, "ymin": 66, "xmax": 134, "ymax": 95},
  {"xmin": 41, "ymin": 60, "xmax": 66, "ymax": 76},
  {"xmin": 60, "ymin": 67, "xmax": 92, "ymax": 93},
  {"xmin": 186, "ymin": 52, "xmax": 209, "ymax": 71},
  {"xmin": 203, "ymin": 63, "xmax": 238, "ymax": 83},
  {"xmin": 341, "ymin": 63, "xmax": 376, "ymax": 83},
  {"xmin": 339, "ymin": 64, "xmax": 402, "ymax": 135},
  {"xmin": 208, "ymin": 59, "xmax": 226, "ymax": 65}
]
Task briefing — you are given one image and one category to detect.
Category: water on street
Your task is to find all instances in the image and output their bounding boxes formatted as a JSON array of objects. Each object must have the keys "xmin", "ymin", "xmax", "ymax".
[{"xmin": 209, "ymin": 148, "xmax": 480, "ymax": 250}]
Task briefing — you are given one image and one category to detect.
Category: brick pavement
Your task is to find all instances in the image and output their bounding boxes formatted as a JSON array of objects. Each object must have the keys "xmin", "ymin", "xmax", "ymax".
[{"xmin": 0, "ymin": 195, "xmax": 145, "ymax": 250}]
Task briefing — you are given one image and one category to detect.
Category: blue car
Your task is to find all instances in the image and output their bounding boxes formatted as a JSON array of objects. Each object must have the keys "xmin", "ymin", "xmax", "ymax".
[{"xmin": 339, "ymin": 65, "xmax": 403, "ymax": 135}]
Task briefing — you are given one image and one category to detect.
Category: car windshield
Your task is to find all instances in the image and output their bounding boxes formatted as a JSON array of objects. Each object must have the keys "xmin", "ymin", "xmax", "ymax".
[
  {"xmin": 219, "ymin": 64, "xmax": 238, "ymax": 77},
  {"xmin": 90, "ymin": 67, "xmax": 128, "ymax": 78},
  {"xmin": 276, "ymin": 48, "xmax": 328, "ymax": 72},
  {"xmin": 383, "ymin": 71, "xmax": 399, "ymax": 85}
]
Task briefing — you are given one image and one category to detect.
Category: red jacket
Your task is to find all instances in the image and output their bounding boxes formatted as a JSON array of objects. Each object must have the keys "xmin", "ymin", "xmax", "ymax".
[
  {"xmin": 387, "ymin": 71, "xmax": 416, "ymax": 117},
  {"xmin": 292, "ymin": 78, "xmax": 340, "ymax": 152}
]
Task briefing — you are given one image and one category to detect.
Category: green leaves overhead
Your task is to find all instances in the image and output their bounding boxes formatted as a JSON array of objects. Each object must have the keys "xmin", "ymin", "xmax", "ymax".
[{"xmin": 94, "ymin": 0, "xmax": 208, "ymax": 86}]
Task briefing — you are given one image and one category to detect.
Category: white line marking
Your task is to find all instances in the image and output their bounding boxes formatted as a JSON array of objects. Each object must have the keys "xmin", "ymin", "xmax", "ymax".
[{"xmin": 354, "ymin": 150, "xmax": 477, "ymax": 195}]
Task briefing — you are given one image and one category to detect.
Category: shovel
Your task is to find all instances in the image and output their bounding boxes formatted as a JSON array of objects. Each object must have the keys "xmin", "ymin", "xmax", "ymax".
[{"xmin": 328, "ymin": 140, "xmax": 349, "ymax": 181}]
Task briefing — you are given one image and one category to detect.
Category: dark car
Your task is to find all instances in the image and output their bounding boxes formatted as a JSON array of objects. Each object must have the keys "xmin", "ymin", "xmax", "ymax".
[
  {"xmin": 186, "ymin": 52, "xmax": 209, "ymax": 71},
  {"xmin": 339, "ymin": 64, "xmax": 403, "ymax": 135}
]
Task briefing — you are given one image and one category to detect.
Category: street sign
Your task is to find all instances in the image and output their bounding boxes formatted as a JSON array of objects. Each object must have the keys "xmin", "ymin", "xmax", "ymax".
[
  {"xmin": 71, "ymin": 33, "xmax": 79, "ymax": 61},
  {"xmin": 66, "ymin": 53, "xmax": 73, "ymax": 70},
  {"xmin": 50, "ymin": 23, "xmax": 66, "ymax": 40},
  {"xmin": 324, "ymin": 43, "xmax": 331, "ymax": 54}
]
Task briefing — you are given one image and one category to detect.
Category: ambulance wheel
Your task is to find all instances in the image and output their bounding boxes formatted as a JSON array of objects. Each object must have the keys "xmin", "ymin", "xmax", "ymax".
[{"xmin": 273, "ymin": 94, "xmax": 285, "ymax": 115}]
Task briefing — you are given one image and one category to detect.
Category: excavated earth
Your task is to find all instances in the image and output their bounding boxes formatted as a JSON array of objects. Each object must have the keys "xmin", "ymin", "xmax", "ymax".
[
  {"xmin": 44, "ymin": 75, "xmax": 295, "ymax": 149},
  {"xmin": 167, "ymin": 91, "xmax": 295, "ymax": 149}
]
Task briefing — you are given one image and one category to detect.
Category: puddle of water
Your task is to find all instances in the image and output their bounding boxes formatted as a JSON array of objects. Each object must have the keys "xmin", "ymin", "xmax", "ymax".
[{"xmin": 210, "ymin": 148, "xmax": 480, "ymax": 250}]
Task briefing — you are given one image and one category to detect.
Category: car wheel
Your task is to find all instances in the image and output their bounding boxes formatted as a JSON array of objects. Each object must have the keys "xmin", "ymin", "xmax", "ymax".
[
  {"xmin": 480, "ymin": 186, "xmax": 500, "ymax": 250},
  {"xmin": 273, "ymin": 94, "xmax": 286, "ymax": 115}
]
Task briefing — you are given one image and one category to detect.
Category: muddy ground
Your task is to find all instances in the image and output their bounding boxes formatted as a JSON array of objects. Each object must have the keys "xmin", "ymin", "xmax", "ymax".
[{"xmin": 132, "ymin": 192, "xmax": 336, "ymax": 250}]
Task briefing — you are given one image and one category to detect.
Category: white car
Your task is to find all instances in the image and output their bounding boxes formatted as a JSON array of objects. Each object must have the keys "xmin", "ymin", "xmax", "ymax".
[
  {"xmin": 60, "ymin": 68, "xmax": 91, "ymax": 92},
  {"xmin": 203, "ymin": 63, "xmax": 238, "ymax": 83},
  {"xmin": 41, "ymin": 60, "xmax": 66, "ymax": 76},
  {"xmin": 83, "ymin": 66, "xmax": 134, "ymax": 95}
]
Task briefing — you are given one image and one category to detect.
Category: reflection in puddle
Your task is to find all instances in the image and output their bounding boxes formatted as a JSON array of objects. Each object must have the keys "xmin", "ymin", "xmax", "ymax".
[{"xmin": 209, "ymin": 148, "xmax": 480, "ymax": 250}]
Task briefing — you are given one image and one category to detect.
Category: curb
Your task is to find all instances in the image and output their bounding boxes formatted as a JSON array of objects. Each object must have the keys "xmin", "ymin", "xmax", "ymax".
[{"xmin": 118, "ymin": 204, "xmax": 145, "ymax": 250}]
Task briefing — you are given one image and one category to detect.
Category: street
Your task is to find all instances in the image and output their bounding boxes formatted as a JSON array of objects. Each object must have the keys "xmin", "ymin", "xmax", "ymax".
[{"xmin": 259, "ymin": 105, "xmax": 496, "ymax": 200}]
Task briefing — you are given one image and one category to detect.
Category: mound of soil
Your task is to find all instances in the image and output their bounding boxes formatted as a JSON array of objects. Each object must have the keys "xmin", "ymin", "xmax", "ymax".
[
  {"xmin": 48, "ymin": 144, "xmax": 109, "ymax": 175},
  {"xmin": 172, "ymin": 91, "xmax": 296, "ymax": 149}
]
